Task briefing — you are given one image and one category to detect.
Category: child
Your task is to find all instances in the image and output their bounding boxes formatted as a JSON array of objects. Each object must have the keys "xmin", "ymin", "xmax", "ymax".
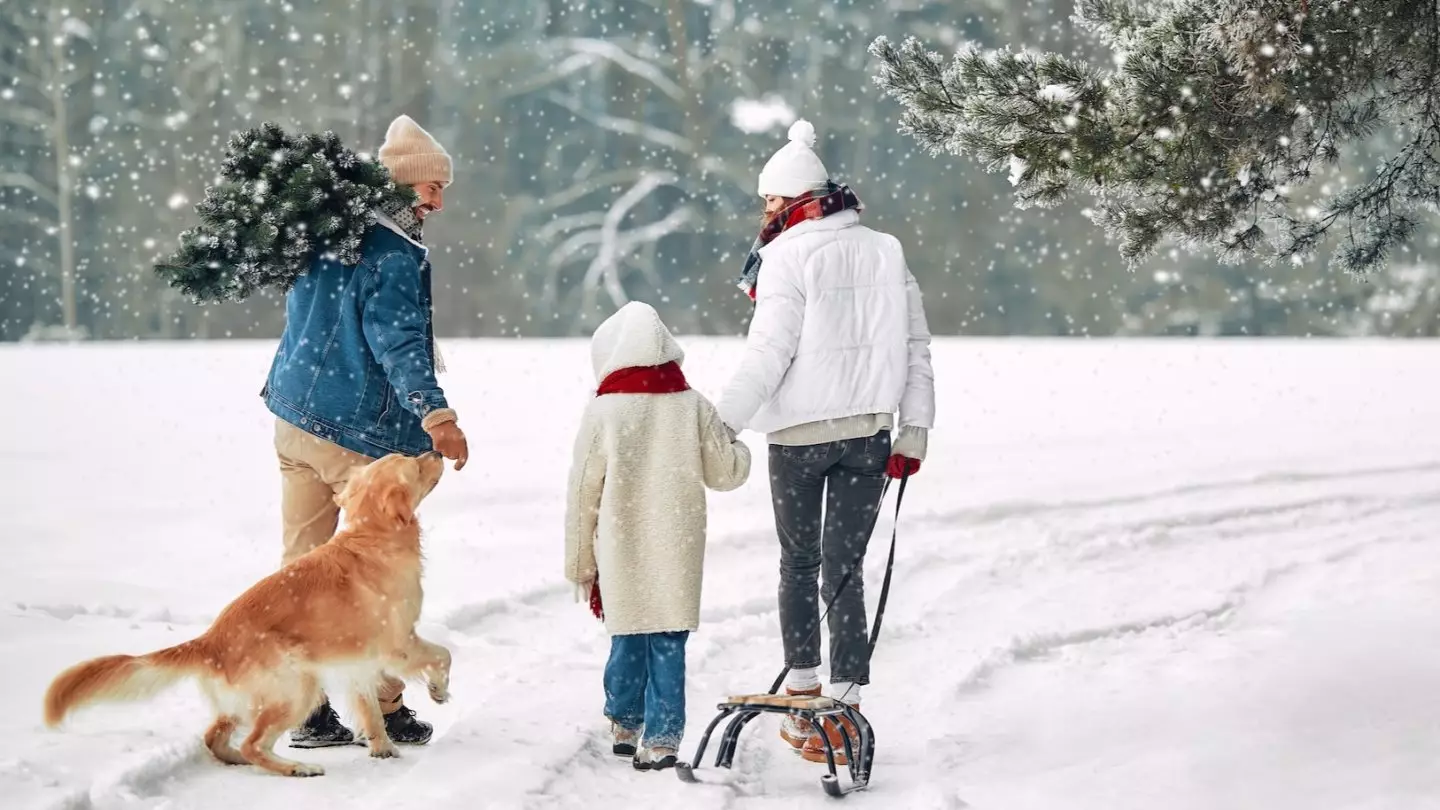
[{"xmin": 564, "ymin": 301, "xmax": 752, "ymax": 771}]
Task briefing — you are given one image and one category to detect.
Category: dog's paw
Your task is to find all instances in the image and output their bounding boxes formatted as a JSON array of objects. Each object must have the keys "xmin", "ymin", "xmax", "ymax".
[
  {"xmin": 428, "ymin": 682, "xmax": 450, "ymax": 705},
  {"xmin": 369, "ymin": 743, "xmax": 400, "ymax": 760},
  {"xmin": 289, "ymin": 763, "xmax": 326, "ymax": 777}
]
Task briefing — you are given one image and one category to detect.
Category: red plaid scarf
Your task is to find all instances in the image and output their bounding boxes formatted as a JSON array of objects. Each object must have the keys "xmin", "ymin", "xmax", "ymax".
[{"xmin": 737, "ymin": 182, "xmax": 863, "ymax": 300}]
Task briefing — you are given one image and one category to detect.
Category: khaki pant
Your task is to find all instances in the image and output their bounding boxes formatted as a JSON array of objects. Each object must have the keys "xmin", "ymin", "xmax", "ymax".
[{"xmin": 275, "ymin": 418, "xmax": 406, "ymax": 711}]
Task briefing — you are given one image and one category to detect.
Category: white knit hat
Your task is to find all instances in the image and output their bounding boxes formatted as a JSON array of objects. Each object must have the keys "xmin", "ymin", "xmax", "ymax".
[
  {"xmin": 378, "ymin": 115, "xmax": 453, "ymax": 187},
  {"xmin": 756, "ymin": 119, "xmax": 830, "ymax": 198}
]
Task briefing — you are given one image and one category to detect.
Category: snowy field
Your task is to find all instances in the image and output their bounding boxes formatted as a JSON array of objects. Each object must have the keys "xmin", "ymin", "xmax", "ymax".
[{"xmin": 1, "ymin": 337, "xmax": 1437, "ymax": 810}]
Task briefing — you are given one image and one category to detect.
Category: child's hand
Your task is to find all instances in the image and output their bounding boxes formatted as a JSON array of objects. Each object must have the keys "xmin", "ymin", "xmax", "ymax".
[
  {"xmin": 573, "ymin": 579, "xmax": 594, "ymax": 603},
  {"xmin": 588, "ymin": 579, "xmax": 604, "ymax": 621},
  {"xmin": 573, "ymin": 578, "xmax": 604, "ymax": 620}
]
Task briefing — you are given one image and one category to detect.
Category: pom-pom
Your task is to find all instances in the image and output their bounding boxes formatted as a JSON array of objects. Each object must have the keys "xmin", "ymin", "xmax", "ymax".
[{"xmin": 787, "ymin": 118, "xmax": 816, "ymax": 147}]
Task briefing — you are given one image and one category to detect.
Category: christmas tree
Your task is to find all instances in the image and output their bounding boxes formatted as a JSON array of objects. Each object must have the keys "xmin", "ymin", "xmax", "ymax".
[
  {"xmin": 869, "ymin": 0, "xmax": 1440, "ymax": 276},
  {"xmin": 154, "ymin": 123, "xmax": 417, "ymax": 304}
]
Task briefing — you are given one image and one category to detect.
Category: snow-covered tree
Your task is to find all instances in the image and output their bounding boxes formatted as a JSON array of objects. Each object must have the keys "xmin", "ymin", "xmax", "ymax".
[
  {"xmin": 1, "ymin": 4, "xmax": 97, "ymax": 337},
  {"xmin": 870, "ymin": 0, "xmax": 1440, "ymax": 277}
]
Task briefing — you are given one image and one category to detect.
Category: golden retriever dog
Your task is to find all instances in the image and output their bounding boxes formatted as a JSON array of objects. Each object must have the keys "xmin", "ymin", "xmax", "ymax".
[{"xmin": 42, "ymin": 451, "xmax": 452, "ymax": 777}]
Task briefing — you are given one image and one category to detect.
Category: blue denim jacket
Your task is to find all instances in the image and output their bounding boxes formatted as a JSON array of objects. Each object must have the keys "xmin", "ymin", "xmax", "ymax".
[{"xmin": 261, "ymin": 214, "xmax": 449, "ymax": 459}]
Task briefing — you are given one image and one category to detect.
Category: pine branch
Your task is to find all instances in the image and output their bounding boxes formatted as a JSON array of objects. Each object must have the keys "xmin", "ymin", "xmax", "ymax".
[
  {"xmin": 152, "ymin": 123, "xmax": 417, "ymax": 304},
  {"xmin": 871, "ymin": 0, "xmax": 1440, "ymax": 277}
]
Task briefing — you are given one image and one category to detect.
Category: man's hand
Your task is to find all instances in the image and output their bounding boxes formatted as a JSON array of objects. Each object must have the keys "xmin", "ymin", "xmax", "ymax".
[{"xmin": 428, "ymin": 421, "xmax": 469, "ymax": 470}]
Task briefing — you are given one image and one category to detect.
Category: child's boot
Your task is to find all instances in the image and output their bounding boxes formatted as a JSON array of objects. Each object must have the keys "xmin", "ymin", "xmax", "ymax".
[
  {"xmin": 779, "ymin": 684, "xmax": 822, "ymax": 748},
  {"xmin": 611, "ymin": 722, "xmax": 640, "ymax": 758},
  {"xmin": 632, "ymin": 745, "xmax": 678, "ymax": 771}
]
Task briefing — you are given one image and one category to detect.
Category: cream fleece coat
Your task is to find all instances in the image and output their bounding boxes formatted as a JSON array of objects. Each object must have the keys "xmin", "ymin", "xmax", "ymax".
[{"xmin": 564, "ymin": 302, "xmax": 752, "ymax": 636}]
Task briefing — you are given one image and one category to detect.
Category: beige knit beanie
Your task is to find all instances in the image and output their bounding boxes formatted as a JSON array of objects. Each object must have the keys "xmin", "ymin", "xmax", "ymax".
[{"xmin": 377, "ymin": 115, "xmax": 453, "ymax": 187}]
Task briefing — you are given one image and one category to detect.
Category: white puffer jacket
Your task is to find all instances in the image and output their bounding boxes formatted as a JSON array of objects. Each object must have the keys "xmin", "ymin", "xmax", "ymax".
[
  {"xmin": 564, "ymin": 302, "xmax": 752, "ymax": 636},
  {"xmin": 718, "ymin": 209, "xmax": 936, "ymax": 436}
]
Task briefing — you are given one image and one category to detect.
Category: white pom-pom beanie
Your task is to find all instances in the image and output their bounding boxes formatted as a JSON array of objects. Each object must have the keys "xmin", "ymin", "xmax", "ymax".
[
  {"xmin": 757, "ymin": 119, "xmax": 830, "ymax": 198},
  {"xmin": 378, "ymin": 115, "xmax": 454, "ymax": 188}
]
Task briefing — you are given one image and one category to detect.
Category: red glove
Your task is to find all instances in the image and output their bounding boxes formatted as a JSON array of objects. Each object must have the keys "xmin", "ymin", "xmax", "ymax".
[
  {"xmin": 589, "ymin": 580, "xmax": 604, "ymax": 621},
  {"xmin": 887, "ymin": 455, "xmax": 921, "ymax": 479}
]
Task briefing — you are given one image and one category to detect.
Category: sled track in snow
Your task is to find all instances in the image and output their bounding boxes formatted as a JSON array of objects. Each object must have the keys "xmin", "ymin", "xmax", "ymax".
[
  {"xmin": 932, "ymin": 518, "xmax": 1436, "ymax": 697},
  {"xmin": 441, "ymin": 581, "xmax": 573, "ymax": 633},
  {"xmin": 48, "ymin": 458, "xmax": 1440, "ymax": 808},
  {"xmin": 37, "ymin": 738, "xmax": 206, "ymax": 810},
  {"xmin": 908, "ymin": 459, "xmax": 1440, "ymax": 529},
  {"xmin": 889, "ymin": 482, "xmax": 1440, "ymax": 595},
  {"xmin": 506, "ymin": 458, "xmax": 1440, "ymax": 806}
]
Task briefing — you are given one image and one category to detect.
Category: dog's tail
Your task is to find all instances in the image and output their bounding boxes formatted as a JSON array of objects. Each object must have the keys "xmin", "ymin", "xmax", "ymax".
[{"xmin": 43, "ymin": 637, "xmax": 214, "ymax": 727}]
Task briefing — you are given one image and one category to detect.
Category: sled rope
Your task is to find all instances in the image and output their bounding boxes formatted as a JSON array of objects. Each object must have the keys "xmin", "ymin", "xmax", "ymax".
[{"xmin": 766, "ymin": 468, "xmax": 910, "ymax": 697}]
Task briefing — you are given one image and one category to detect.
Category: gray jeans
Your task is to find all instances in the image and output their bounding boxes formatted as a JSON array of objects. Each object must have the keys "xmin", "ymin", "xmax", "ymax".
[{"xmin": 768, "ymin": 430, "xmax": 890, "ymax": 686}]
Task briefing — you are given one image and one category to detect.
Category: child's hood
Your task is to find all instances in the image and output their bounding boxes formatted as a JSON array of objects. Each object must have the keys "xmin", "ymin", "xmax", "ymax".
[{"xmin": 590, "ymin": 301, "xmax": 685, "ymax": 382}]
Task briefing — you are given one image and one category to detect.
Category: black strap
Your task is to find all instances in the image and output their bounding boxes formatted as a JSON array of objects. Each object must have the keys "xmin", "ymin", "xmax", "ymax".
[
  {"xmin": 767, "ymin": 468, "xmax": 909, "ymax": 695},
  {"xmin": 867, "ymin": 471, "xmax": 906, "ymax": 649}
]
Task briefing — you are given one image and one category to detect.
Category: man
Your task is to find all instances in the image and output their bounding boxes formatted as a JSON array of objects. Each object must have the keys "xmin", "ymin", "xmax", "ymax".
[{"xmin": 259, "ymin": 114, "xmax": 469, "ymax": 748}]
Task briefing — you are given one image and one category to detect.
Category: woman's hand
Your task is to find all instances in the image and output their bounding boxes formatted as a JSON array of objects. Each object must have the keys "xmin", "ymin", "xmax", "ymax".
[{"xmin": 887, "ymin": 455, "xmax": 920, "ymax": 479}]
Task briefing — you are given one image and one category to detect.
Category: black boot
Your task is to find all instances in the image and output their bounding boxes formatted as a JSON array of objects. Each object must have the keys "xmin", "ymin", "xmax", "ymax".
[
  {"xmin": 288, "ymin": 700, "xmax": 356, "ymax": 748},
  {"xmin": 383, "ymin": 703, "xmax": 434, "ymax": 745}
]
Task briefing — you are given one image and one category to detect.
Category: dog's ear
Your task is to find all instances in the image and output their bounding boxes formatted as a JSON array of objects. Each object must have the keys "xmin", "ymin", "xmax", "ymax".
[
  {"xmin": 376, "ymin": 475, "xmax": 415, "ymax": 527},
  {"xmin": 367, "ymin": 463, "xmax": 415, "ymax": 528}
]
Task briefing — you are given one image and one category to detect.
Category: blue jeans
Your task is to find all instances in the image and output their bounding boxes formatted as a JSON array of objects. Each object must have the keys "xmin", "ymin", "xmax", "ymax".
[{"xmin": 603, "ymin": 631, "xmax": 689, "ymax": 750}]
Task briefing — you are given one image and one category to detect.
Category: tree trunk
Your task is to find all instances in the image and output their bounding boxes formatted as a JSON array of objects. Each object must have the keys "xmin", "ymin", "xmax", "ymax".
[{"xmin": 47, "ymin": 8, "xmax": 76, "ymax": 333}]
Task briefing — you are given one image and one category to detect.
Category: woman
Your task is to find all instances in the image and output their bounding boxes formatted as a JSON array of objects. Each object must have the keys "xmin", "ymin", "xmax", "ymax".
[{"xmin": 717, "ymin": 119, "xmax": 936, "ymax": 765}]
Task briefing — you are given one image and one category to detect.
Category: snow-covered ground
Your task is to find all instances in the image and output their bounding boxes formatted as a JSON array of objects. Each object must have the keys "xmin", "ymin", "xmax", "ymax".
[{"xmin": 1, "ymin": 338, "xmax": 1437, "ymax": 810}]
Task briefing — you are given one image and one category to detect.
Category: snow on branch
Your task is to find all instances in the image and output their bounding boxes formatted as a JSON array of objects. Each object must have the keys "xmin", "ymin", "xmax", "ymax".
[
  {"xmin": 870, "ymin": 0, "xmax": 1440, "ymax": 277},
  {"xmin": 578, "ymin": 171, "xmax": 695, "ymax": 312},
  {"xmin": 546, "ymin": 92, "xmax": 693, "ymax": 154},
  {"xmin": 556, "ymin": 37, "xmax": 685, "ymax": 102},
  {"xmin": 0, "ymin": 172, "xmax": 60, "ymax": 208}
]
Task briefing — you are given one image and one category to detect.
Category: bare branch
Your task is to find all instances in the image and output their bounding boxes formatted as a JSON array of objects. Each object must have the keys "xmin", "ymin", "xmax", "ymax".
[
  {"xmin": 0, "ymin": 9, "xmax": 47, "ymax": 39},
  {"xmin": 0, "ymin": 245, "xmax": 55, "ymax": 274},
  {"xmin": 497, "ymin": 52, "xmax": 595, "ymax": 100},
  {"xmin": 537, "ymin": 168, "xmax": 648, "ymax": 212},
  {"xmin": 0, "ymin": 103, "xmax": 56, "ymax": 130},
  {"xmin": 580, "ymin": 171, "xmax": 692, "ymax": 311},
  {"xmin": 0, "ymin": 207, "xmax": 54, "ymax": 228},
  {"xmin": 555, "ymin": 37, "xmax": 685, "ymax": 102},
  {"xmin": 0, "ymin": 66, "xmax": 48, "ymax": 94},
  {"xmin": 538, "ymin": 212, "xmax": 607, "ymax": 247},
  {"xmin": 546, "ymin": 92, "xmax": 693, "ymax": 153},
  {"xmin": 0, "ymin": 172, "xmax": 59, "ymax": 207}
]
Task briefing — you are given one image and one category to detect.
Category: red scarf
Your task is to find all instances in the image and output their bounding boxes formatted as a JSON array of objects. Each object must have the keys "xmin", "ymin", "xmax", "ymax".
[
  {"xmin": 596, "ymin": 361, "xmax": 690, "ymax": 396},
  {"xmin": 737, "ymin": 182, "xmax": 863, "ymax": 300}
]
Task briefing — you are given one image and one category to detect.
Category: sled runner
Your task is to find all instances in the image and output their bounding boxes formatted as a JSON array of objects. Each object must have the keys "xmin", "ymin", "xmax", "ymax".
[
  {"xmin": 675, "ymin": 471, "xmax": 908, "ymax": 797},
  {"xmin": 674, "ymin": 691, "xmax": 875, "ymax": 796}
]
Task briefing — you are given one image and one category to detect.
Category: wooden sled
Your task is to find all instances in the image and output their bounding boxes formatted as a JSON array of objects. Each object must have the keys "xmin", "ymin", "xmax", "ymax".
[{"xmin": 674, "ymin": 691, "xmax": 875, "ymax": 797}]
